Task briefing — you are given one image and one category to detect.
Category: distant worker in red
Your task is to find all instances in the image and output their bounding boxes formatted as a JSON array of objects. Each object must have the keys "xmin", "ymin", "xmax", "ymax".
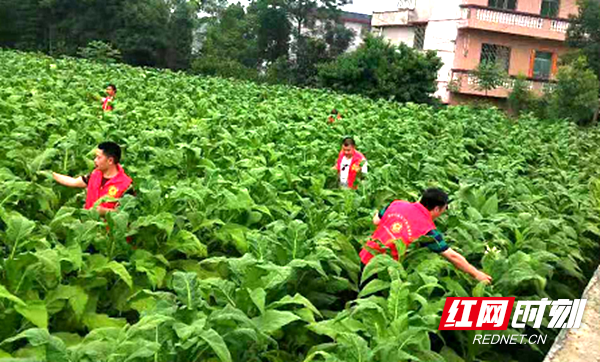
[
  {"xmin": 359, "ymin": 188, "xmax": 493, "ymax": 284},
  {"xmin": 334, "ymin": 137, "xmax": 367, "ymax": 189},
  {"xmin": 328, "ymin": 108, "xmax": 342, "ymax": 123},
  {"xmin": 102, "ymin": 84, "xmax": 117, "ymax": 111},
  {"xmin": 52, "ymin": 142, "xmax": 133, "ymax": 215}
]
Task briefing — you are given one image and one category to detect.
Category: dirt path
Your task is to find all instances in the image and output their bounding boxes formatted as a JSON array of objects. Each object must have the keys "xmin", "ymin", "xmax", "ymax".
[{"xmin": 544, "ymin": 267, "xmax": 600, "ymax": 362}]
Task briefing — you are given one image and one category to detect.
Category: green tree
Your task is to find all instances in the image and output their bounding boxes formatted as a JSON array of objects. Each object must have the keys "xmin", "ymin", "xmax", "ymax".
[
  {"xmin": 507, "ymin": 74, "xmax": 536, "ymax": 116},
  {"xmin": 567, "ymin": 0, "xmax": 600, "ymax": 81},
  {"xmin": 248, "ymin": 0, "xmax": 291, "ymax": 63},
  {"xmin": 192, "ymin": 3, "xmax": 259, "ymax": 79},
  {"xmin": 550, "ymin": 57, "xmax": 599, "ymax": 125},
  {"xmin": 317, "ymin": 35, "xmax": 443, "ymax": 104},
  {"xmin": 472, "ymin": 61, "xmax": 508, "ymax": 97},
  {"xmin": 323, "ymin": 22, "xmax": 355, "ymax": 58},
  {"xmin": 77, "ymin": 40, "xmax": 122, "ymax": 64},
  {"xmin": 285, "ymin": 0, "xmax": 350, "ymax": 37},
  {"xmin": 165, "ymin": 0, "xmax": 196, "ymax": 70}
]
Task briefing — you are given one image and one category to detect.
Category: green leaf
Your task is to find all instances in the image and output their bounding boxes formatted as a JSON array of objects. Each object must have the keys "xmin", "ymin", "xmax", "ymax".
[
  {"xmin": 133, "ymin": 212, "xmax": 175, "ymax": 237},
  {"xmin": 172, "ymin": 272, "xmax": 202, "ymax": 309},
  {"xmin": 249, "ymin": 288, "xmax": 266, "ymax": 315},
  {"xmin": 481, "ymin": 194, "xmax": 499, "ymax": 216},
  {"xmin": 472, "ymin": 282, "xmax": 487, "ymax": 298},
  {"xmin": 2, "ymin": 328, "xmax": 50, "ymax": 346},
  {"xmin": 103, "ymin": 261, "xmax": 133, "ymax": 288},
  {"xmin": 358, "ymin": 279, "xmax": 390, "ymax": 298},
  {"xmin": 0, "ymin": 284, "xmax": 26, "ymax": 306},
  {"xmin": 5, "ymin": 214, "xmax": 35, "ymax": 255},
  {"xmin": 388, "ymin": 280, "xmax": 409, "ymax": 320},
  {"xmin": 215, "ymin": 223, "xmax": 248, "ymax": 254},
  {"xmin": 15, "ymin": 301, "xmax": 48, "ymax": 328},
  {"xmin": 252, "ymin": 310, "xmax": 301, "ymax": 334},
  {"xmin": 83, "ymin": 313, "xmax": 127, "ymax": 330},
  {"xmin": 198, "ymin": 328, "xmax": 232, "ymax": 362},
  {"xmin": 166, "ymin": 230, "xmax": 207, "ymax": 258},
  {"xmin": 440, "ymin": 346, "xmax": 465, "ymax": 362},
  {"xmin": 269, "ymin": 293, "xmax": 322, "ymax": 317}
]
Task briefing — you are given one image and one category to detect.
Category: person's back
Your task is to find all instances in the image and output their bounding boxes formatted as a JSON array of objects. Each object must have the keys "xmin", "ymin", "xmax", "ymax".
[
  {"xmin": 359, "ymin": 189, "xmax": 492, "ymax": 284},
  {"xmin": 359, "ymin": 200, "xmax": 435, "ymax": 263}
]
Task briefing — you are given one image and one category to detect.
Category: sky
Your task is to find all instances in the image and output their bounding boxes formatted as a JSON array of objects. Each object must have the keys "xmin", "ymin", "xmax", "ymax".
[{"xmin": 230, "ymin": 0, "xmax": 399, "ymax": 14}]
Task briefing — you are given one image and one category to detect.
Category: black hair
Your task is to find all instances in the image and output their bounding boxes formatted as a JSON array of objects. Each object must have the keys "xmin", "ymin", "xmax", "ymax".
[
  {"xmin": 98, "ymin": 142, "xmax": 122, "ymax": 164},
  {"xmin": 342, "ymin": 137, "xmax": 355, "ymax": 147},
  {"xmin": 419, "ymin": 188, "xmax": 450, "ymax": 211},
  {"xmin": 108, "ymin": 84, "xmax": 117, "ymax": 93},
  {"xmin": 331, "ymin": 108, "xmax": 338, "ymax": 115}
]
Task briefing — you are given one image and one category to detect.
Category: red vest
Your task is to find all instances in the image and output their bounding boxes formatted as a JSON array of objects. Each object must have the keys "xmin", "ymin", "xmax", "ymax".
[
  {"xmin": 336, "ymin": 150, "xmax": 365, "ymax": 189},
  {"xmin": 328, "ymin": 114, "xmax": 342, "ymax": 123},
  {"xmin": 84, "ymin": 165, "xmax": 132, "ymax": 210},
  {"xmin": 102, "ymin": 97, "xmax": 113, "ymax": 111},
  {"xmin": 359, "ymin": 201, "xmax": 436, "ymax": 264}
]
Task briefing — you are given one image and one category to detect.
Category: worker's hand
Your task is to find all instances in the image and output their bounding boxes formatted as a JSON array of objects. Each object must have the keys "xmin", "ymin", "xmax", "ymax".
[
  {"xmin": 475, "ymin": 271, "xmax": 493, "ymax": 285},
  {"xmin": 372, "ymin": 212, "xmax": 381, "ymax": 226},
  {"xmin": 331, "ymin": 165, "xmax": 337, "ymax": 171},
  {"xmin": 96, "ymin": 206, "xmax": 112, "ymax": 216}
]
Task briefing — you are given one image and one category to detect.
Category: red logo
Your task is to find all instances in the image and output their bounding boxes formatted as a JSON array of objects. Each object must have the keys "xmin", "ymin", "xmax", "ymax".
[{"xmin": 439, "ymin": 297, "xmax": 515, "ymax": 330}]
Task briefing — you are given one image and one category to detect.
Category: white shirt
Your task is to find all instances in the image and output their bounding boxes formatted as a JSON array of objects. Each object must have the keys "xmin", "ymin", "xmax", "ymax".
[{"xmin": 339, "ymin": 156, "xmax": 368, "ymax": 187}]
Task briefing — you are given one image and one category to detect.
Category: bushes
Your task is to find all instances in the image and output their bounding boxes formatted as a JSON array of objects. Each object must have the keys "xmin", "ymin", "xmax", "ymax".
[
  {"xmin": 549, "ymin": 57, "xmax": 599, "ymax": 125},
  {"xmin": 508, "ymin": 58, "xmax": 599, "ymax": 125},
  {"xmin": 191, "ymin": 56, "xmax": 259, "ymax": 81},
  {"xmin": 317, "ymin": 35, "xmax": 442, "ymax": 104},
  {"xmin": 77, "ymin": 41, "xmax": 122, "ymax": 64}
]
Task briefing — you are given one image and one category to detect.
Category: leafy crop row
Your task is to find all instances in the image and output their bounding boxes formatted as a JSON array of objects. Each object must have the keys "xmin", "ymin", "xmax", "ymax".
[{"xmin": 0, "ymin": 50, "xmax": 599, "ymax": 362}]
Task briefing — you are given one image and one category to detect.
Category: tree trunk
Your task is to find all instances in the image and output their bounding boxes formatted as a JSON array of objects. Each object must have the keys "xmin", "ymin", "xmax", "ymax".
[{"xmin": 593, "ymin": 98, "xmax": 600, "ymax": 125}]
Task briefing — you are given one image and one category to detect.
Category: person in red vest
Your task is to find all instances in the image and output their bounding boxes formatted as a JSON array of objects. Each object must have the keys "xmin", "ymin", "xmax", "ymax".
[
  {"xmin": 101, "ymin": 84, "xmax": 117, "ymax": 111},
  {"xmin": 52, "ymin": 142, "xmax": 133, "ymax": 215},
  {"xmin": 359, "ymin": 188, "xmax": 492, "ymax": 284},
  {"xmin": 328, "ymin": 108, "xmax": 342, "ymax": 123},
  {"xmin": 334, "ymin": 137, "xmax": 367, "ymax": 189}
]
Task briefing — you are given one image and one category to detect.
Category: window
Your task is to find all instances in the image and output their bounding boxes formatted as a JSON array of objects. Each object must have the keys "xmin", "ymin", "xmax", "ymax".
[
  {"xmin": 532, "ymin": 51, "xmax": 553, "ymax": 79},
  {"xmin": 541, "ymin": 0, "xmax": 560, "ymax": 17},
  {"xmin": 488, "ymin": 0, "xmax": 517, "ymax": 10},
  {"xmin": 413, "ymin": 24, "xmax": 426, "ymax": 50},
  {"xmin": 480, "ymin": 44, "xmax": 511, "ymax": 71}
]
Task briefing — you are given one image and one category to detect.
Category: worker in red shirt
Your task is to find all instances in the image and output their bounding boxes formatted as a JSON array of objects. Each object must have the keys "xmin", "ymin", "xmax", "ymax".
[
  {"xmin": 328, "ymin": 108, "xmax": 342, "ymax": 123},
  {"xmin": 102, "ymin": 84, "xmax": 117, "ymax": 111},
  {"xmin": 52, "ymin": 142, "xmax": 133, "ymax": 215},
  {"xmin": 360, "ymin": 188, "xmax": 492, "ymax": 284},
  {"xmin": 334, "ymin": 137, "xmax": 367, "ymax": 189}
]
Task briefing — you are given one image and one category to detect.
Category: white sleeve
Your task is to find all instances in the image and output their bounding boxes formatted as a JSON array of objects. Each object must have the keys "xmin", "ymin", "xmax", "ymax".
[{"xmin": 362, "ymin": 160, "xmax": 368, "ymax": 174}]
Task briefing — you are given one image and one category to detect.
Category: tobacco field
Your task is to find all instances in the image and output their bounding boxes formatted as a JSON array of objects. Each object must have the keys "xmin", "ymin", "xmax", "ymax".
[{"xmin": 0, "ymin": 49, "xmax": 600, "ymax": 362}]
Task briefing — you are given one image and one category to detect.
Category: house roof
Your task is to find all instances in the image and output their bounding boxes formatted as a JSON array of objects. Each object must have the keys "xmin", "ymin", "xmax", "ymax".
[{"xmin": 340, "ymin": 11, "xmax": 372, "ymax": 25}]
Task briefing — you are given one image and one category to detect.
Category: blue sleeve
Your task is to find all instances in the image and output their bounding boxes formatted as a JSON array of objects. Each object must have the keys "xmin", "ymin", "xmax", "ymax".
[
  {"xmin": 378, "ymin": 202, "xmax": 393, "ymax": 219},
  {"xmin": 421, "ymin": 229, "xmax": 449, "ymax": 253}
]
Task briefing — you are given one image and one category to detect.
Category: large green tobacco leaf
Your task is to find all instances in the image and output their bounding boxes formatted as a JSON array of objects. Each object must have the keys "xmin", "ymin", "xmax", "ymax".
[
  {"xmin": 198, "ymin": 329, "xmax": 232, "ymax": 362},
  {"xmin": 252, "ymin": 310, "xmax": 302, "ymax": 334},
  {"xmin": 15, "ymin": 302, "xmax": 48, "ymax": 329},
  {"xmin": 0, "ymin": 285, "xmax": 26, "ymax": 306}
]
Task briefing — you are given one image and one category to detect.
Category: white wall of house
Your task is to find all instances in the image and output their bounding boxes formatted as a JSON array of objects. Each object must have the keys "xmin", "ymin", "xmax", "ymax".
[
  {"xmin": 377, "ymin": 27, "xmax": 416, "ymax": 47},
  {"xmin": 423, "ymin": 0, "xmax": 462, "ymax": 102},
  {"xmin": 373, "ymin": 0, "xmax": 464, "ymax": 103},
  {"xmin": 343, "ymin": 21, "xmax": 369, "ymax": 51}
]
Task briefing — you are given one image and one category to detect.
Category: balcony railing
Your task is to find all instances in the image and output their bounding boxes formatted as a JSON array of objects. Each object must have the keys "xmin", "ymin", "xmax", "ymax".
[
  {"xmin": 459, "ymin": 5, "xmax": 570, "ymax": 41},
  {"xmin": 450, "ymin": 69, "xmax": 557, "ymax": 98}
]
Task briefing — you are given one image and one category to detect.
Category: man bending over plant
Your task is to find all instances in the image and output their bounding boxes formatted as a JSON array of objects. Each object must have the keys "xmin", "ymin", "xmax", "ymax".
[
  {"xmin": 52, "ymin": 142, "xmax": 133, "ymax": 215},
  {"xmin": 359, "ymin": 188, "xmax": 492, "ymax": 284},
  {"xmin": 334, "ymin": 137, "xmax": 367, "ymax": 189}
]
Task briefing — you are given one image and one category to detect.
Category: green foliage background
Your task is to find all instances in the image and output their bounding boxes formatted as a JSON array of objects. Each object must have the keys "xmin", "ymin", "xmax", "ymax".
[{"xmin": 0, "ymin": 50, "xmax": 600, "ymax": 362}]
